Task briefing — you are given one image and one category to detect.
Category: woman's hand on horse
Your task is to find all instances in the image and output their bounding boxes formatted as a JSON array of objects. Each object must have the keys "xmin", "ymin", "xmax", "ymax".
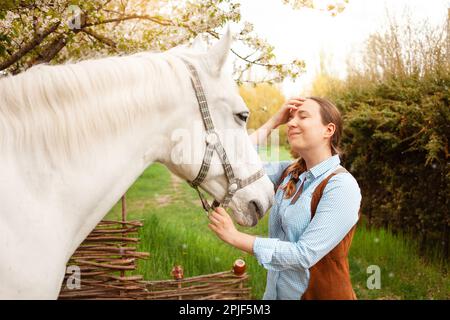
[
  {"xmin": 208, "ymin": 207, "xmax": 238, "ymax": 244},
  {"xmin": 272, "ymin": 97, "xmax": 306, "ymax": 127}
]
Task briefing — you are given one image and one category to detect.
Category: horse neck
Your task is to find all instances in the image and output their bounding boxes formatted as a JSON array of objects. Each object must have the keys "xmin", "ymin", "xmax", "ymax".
[
  {"xmin": 60, "ymin": 56, "xmax": 188, "ymax": 255},
  {"xmin": 1, "ymin": 52, "xmax": 189, "ymax": 260}
]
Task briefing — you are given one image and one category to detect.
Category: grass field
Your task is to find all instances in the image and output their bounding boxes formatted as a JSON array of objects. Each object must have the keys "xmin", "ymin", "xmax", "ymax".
[{"xmin": 105, "ymin": 145, "xmax": 449, "ymax": 299}]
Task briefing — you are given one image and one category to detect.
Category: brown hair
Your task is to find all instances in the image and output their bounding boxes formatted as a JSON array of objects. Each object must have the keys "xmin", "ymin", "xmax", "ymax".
[{"xmin": 281, "ymin": 96, "xmax": 343, "ymax": 199}]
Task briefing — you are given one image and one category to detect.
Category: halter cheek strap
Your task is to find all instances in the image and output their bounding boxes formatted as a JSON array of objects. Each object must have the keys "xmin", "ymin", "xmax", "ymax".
[{"xmin": 181, "ymin": 59, "xmax": 265, "ymax": 215}]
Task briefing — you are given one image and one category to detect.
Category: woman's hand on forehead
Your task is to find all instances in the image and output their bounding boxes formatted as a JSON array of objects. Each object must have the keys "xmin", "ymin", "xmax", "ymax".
[
  {"xmin": 287, "ymin": 97, "xmax": 306, "ymax": 118},
  {"xmin": 287, "ymin": 97, "xmax": 306, "ymax": 106},
  {"xmin": 273, "ymin": 96, "xmax": 307, "ymax": 126}
]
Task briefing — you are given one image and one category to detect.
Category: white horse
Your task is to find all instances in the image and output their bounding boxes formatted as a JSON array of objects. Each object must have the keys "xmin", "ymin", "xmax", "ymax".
[{"xmin": 0, "ymin": 31, "xmax": 274, "ymax": 299}]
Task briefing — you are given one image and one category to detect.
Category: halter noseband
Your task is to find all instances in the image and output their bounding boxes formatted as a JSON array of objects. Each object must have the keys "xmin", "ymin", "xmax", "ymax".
[{"xmin": 181, "ymin": 59, "xmax": 265, "ymax": 215}]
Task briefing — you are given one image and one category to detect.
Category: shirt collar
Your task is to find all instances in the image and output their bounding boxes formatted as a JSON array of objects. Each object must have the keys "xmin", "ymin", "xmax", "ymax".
[{"xmin": 307, "ymin": 154, "xmax": 341, "ymax": 179}]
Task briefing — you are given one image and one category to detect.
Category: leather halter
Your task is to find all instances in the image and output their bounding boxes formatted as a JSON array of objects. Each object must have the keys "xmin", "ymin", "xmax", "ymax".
[{"xmin": 182, "ymin": 59, "xmax": 265, "ymax": 214}]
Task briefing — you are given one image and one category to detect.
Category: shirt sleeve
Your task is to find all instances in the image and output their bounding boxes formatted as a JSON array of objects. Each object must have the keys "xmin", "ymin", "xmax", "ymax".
[
  {"xmin": 263, "ymin": 161, "xmax": 293, "ymax": 186},
  {"xmin": 253, "ymin": 172, "xmax": 362, "ymax": 271}
]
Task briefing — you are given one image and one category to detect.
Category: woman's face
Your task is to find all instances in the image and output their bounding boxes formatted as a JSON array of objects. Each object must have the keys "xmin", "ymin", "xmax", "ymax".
[{"xmin": 286, "ymin": 99, "xmax": 334, "ymax": 154}]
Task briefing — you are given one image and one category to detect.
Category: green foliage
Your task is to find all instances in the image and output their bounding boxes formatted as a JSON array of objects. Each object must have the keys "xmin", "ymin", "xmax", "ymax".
[{"xmin": 338, "ymin": 76, "xmax": 449, "ymax": 259}]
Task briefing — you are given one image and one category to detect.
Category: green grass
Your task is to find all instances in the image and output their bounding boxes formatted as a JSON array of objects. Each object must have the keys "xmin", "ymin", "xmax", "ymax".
[
  {"xmin": 349, "ymin": 223, "xmax": 449, "ymax": 299},
  {"xmin": 105, "ymin": 146, "xmax": 449, "ymax": 299}
]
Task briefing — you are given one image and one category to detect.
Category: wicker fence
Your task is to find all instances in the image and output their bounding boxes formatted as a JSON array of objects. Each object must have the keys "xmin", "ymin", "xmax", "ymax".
[
  {"xmin": 143, "ymin": 270, "xmax": 250, "ymax": 300},
  {"xmin": 58, "ymin": 195, "xmax": 251, "ymax": 300}
]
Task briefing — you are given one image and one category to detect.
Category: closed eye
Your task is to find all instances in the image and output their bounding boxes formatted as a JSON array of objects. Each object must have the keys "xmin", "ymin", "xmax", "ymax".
[{"xmin": 235, "ymin": 111, "xmax": 249, "ymax": 123}]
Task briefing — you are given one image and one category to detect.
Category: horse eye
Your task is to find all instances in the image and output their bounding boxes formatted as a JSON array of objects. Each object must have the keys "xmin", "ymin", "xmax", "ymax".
[{"xmin": 236, "ymin": 112, "xmax": 249, "ymax": 123}]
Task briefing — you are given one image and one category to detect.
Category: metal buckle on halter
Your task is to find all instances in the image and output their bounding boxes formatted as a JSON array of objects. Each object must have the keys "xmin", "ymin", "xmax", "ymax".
[
  {"xmin": 228, "ymin": 180, "xmax": 239, "ymax": 194},
  {"xmin": 205, "ymin": 131, "xmax": 218, "ymax": 145}
]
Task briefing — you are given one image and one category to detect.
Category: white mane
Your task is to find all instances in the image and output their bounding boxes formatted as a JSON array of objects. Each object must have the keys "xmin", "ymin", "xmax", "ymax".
[{"xmin": 0, "ymin": 51, "xmax": 190, "ymax": 165}]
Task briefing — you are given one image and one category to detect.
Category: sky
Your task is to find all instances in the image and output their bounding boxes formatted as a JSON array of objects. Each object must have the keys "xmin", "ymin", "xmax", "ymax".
[{"xmin": 232, "ymin": 0, "xmax": 449, "ymax": 96}]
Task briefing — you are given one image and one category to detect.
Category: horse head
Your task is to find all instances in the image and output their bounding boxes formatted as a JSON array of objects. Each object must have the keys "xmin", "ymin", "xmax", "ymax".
[{"xmin": 164, "ymin": 31, "xmax": 274, "ymax": 227}]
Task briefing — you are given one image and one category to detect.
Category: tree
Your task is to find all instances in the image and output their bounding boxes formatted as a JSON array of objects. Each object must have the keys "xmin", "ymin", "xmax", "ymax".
[
  {"xmin": 282, "ymin": 0, "xmax": 348, "ymax": 16},
  {"xmin": 0, "ymin": 0, "xmax": 346, "ymax": 81}
]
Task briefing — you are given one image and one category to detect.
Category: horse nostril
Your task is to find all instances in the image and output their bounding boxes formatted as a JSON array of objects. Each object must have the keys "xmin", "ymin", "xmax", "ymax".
[{"xmin": 249, "ymin": 200, "xmax": 264, "ymax": 219}]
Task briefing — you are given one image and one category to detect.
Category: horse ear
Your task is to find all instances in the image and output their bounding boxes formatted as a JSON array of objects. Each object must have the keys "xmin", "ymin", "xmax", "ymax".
[{"xmin": 206, "ymin": 28, "xmax": 232, "ymax": 75}]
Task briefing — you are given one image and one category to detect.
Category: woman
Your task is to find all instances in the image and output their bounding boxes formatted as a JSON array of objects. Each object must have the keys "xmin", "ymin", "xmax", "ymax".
[{"xmin": 208, "ymin": 96, "xmax": 362, "ymax": 300}]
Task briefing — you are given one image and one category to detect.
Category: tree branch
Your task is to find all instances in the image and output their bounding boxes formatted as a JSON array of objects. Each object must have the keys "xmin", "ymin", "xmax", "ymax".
[
  {"xmin": 82, "ymin": 28, "xmax": 117, "ymax": 50},
  {"xmin": 83, "ymin": 14, "xmax": 172, "ymax": 28},
  {"xmin": 207, "ymin": 30, "xmax": 281, "ymax": 68},
  {"xmin": 0, "ymin": 21, "xmax": 60, "ymax": 71},
  {"xmin": 96, "ymin": 0, "xmax": 114, "ymax": 11},
  {"xmin": 26, "ymin": 33, "xmax": 68, "ymax": 68},
  {"xmin": 237, "ymin": 77, "xmax": 280, "ymax": 85}
]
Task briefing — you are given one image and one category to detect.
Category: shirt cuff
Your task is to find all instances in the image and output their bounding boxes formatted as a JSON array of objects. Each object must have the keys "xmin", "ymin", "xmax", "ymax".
[{"xmin": 253, "ymin": 237, "xmax": 279, "ymax": 266}]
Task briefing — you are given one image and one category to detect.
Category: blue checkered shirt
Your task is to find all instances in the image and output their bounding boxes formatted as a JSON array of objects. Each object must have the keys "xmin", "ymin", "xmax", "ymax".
[{"xmin": 254, "ymin": 155, "xmax": 361, "ymax": 300}]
